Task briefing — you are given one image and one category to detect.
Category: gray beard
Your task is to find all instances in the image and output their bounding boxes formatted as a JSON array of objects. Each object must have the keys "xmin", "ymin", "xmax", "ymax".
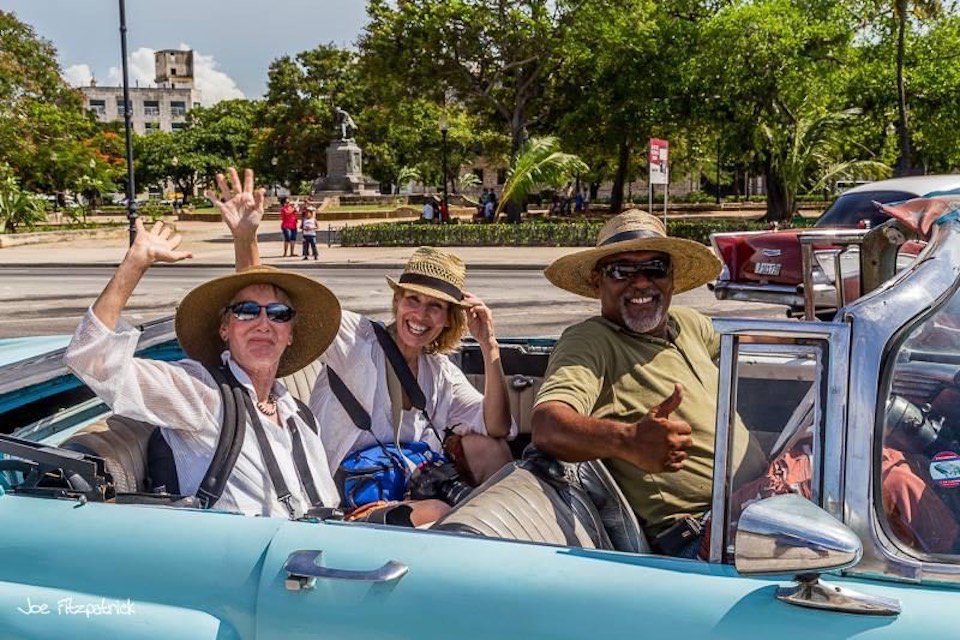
[{"xmin": 619, "ymin": 294, "xmax": 667, "ymax": 334}]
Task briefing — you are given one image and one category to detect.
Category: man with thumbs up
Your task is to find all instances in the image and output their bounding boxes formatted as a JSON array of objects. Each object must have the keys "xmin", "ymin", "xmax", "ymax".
[{"xmin": 531, "ymin": 210, "xmax": 761, "ymax": 557}]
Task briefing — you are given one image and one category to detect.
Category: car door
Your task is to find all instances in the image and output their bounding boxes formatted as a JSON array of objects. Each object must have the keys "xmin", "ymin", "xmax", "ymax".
[
  {"xmin": 0, "ymin": 493, "xmax": 283, "ymax": 640},
  {"xmin": 253, "ymin": 514, "xmax": 960, "ymax": 640}
]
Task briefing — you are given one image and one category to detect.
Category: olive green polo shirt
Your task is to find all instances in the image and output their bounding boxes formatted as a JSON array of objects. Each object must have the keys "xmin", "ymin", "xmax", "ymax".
[{"xmin": 535, "ymin": 306, "xmax": 755, "ymax": 537}]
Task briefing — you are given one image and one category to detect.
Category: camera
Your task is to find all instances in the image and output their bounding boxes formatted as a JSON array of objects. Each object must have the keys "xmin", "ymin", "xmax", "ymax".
[{"xmin": 407, "ymin": 459, "xmax": 473, "ymax": 505}]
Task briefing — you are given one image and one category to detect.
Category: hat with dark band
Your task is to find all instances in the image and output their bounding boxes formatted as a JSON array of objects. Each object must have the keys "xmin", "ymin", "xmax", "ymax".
[
  {"xmin": 385, "ymin": 246, "xmax": 470, "ymax": 307},
  {"xmin": 176, "ymin": 265, "xmax": 341, "ymax": 377},
  {"xmin": 545, "ymin": 209, "xmax": 722, "ymax": 298}
]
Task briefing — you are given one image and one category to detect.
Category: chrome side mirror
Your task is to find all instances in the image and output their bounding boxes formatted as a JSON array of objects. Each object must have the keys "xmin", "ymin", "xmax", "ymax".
[
  {"xmin": 734, "ymin": 495, "xmax": 900, "ymax": 616},
  {"xmin": 735, "ymin": 494, "xmax": 861, "ymax": 576}
]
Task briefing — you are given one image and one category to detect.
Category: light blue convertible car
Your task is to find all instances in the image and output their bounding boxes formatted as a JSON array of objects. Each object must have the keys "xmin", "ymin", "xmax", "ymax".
[{"xmin": 1, "ymin": 215, "xmax": 960, "ymax": 639}]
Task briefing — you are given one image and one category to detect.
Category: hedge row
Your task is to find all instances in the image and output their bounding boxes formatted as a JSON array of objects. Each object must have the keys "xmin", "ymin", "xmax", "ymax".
[{"xmin": 339, "ymin": 218, "xmax": 814, "ymax": 247}]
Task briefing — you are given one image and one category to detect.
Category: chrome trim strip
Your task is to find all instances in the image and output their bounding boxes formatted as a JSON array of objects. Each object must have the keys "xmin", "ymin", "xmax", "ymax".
[{"xmin": 710, "ymin": 333, "xmax": 737, "ymax": 563}]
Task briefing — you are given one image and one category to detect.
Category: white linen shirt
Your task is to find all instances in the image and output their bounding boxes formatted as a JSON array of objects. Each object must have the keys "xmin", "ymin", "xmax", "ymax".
[
  {"xmin": 63, "ymin": 308, "xmax": 340, "ymax": 518},
  {"xmin": 309, "ymin": 310, "xmax": 517, "ymax": 470}
]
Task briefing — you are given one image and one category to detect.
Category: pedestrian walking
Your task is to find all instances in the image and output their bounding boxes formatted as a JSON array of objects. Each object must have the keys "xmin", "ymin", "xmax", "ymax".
[{"xmin": 422, "ymin": 198, "xmax": 435, "ymax": 223}]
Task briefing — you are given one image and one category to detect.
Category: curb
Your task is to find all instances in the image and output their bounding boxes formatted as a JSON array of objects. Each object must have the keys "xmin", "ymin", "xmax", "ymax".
[{"xmin": 0, "ymin": 262, "xmax": 549, "ymax": 271}]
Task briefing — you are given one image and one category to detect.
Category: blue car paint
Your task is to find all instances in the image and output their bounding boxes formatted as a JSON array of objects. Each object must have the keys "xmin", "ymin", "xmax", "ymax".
[{"xmin": 0, "ymin": 336, "xmax": 71, "ymax": 368}]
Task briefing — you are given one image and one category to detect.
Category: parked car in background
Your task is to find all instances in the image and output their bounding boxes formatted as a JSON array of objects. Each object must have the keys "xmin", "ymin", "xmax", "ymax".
[
  {"xmin": 0, "ymin": 203, "xmax": 959, "ymax": 637},
  {"xmin": 710, "ymin": 175, "xmax": 960, "ymax": 317}
]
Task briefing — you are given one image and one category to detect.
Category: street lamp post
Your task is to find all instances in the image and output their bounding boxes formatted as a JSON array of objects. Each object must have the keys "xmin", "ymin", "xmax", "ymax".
[
  {"xmin": 716, "ymin": 135, "xmax": 721, "ymax": 206},
  {"xmin": 118, "ymin": 0, "xmax": 137, "ymax": 246},
  {"xmin": 271, "ymin": 156, "xmax": 279, "ymax": 197},
  {"xmin": 439, "ymin": 115, "xmax": 449, "ymax": 224}
]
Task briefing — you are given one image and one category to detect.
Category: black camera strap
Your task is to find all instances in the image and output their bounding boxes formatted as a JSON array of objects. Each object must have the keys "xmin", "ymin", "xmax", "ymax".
[
  {"xmin": 370, "ymin": 321, "xmax": 446, "ymax": 444},
  {"xmin": 195, "ymin": 364, "xmax": 246, "ymax": 509},
  {"xmin": 225, "ymin": 366, "xmax": 325, "ymax": 518}
]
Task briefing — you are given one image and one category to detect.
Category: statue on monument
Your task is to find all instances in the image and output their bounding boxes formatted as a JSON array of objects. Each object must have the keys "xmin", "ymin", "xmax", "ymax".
[{"xmin": 334, "ymin": 106, "xmax": 357, "ymax": 140}]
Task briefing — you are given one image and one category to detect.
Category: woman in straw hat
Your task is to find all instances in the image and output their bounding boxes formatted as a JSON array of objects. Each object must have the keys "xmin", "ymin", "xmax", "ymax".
[
  {"xmin": 63, "ymin": 204, "xmax": 341, "ymax": 518},
  {"xmin": 213, "ymin": 168, "xmax": 515, "ymax": 522}
]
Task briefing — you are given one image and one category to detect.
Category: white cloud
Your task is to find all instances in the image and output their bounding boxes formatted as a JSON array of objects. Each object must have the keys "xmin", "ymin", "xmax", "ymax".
[
  {"xmin": 63, "ymin": 63, "xmax": 94, "ymax": 87},
  {"xmin": 106, "ymin": 47, "xmax": 156, "ymax": 88},
  {"xmin": 179, "ymin": 43, "xmax": 244, "ymax": 106},
  {"xmin": 95, "ymin": 45, "xmax": 243, "ymax": 106}
]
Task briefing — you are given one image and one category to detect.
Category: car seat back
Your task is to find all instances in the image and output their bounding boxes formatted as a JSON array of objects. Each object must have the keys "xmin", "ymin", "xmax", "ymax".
[{"xmin": 61, "ymin": 415, "xmax": 156, "ymax": 494}]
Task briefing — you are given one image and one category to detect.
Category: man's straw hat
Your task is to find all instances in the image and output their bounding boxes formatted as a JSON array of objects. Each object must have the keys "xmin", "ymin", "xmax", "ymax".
[
  {"xmin": 175, "ymin": 265, "xmax": 341, "ymax": 377},
  {"xmin": 386, "ymin": 246, "xmax": 470, "ymax": 307},
  {"xmin": 545, "ymin": 209, "xmax": 721, "ymax": 298}
]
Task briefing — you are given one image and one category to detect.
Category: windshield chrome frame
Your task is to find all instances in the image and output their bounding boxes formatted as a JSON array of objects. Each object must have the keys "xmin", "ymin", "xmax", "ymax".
[
  {"xmin": 709, "ymin": 319, "xmax": 850, "ymax": 564},
  {"xmin": 843, "ymin": 217, "xmax": 960, "ymax": 584}
]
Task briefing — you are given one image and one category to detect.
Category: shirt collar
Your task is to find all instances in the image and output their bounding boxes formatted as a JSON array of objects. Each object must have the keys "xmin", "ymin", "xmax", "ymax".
[{"xmin": 219, "ymin": 351, "xmax": 297, "ymax": 416}]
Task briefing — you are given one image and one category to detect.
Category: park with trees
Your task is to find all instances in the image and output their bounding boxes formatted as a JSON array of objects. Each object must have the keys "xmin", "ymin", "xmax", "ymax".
[{"xmin": 3, "ymin": 0, "xmax": 960, "ymax": 232}]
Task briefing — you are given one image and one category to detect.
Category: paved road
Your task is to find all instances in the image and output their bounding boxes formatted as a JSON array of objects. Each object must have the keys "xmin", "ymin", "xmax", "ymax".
[{"xmin": 0, "ymin": 266, "xmax": 789, "ymax": 339}]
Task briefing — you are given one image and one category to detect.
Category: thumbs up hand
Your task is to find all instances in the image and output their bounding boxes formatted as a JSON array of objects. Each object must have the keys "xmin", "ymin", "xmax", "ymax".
[{"xmin": 625, "ymin": 384, "xmax": 694, "ymax": 473}]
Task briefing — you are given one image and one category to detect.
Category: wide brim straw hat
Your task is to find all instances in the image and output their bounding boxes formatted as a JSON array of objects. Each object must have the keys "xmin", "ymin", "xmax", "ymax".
[
  {"xmin": 175, "ymin": 265, "xmax": 341, "ymax": 377},
  {"xmin": 386, "ymin": 246, "xmax": 471, "ymax": 307},
  {"xmin": 545, "ymin": 209, "xmax": 722, "ymax": 298}
]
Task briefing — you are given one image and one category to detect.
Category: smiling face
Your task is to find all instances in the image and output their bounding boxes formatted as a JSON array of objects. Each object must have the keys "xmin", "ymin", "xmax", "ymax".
[
  {"xmin": 590, "ymin": 250, "xmax": 674, "ymax": 337},
  {"xmin": 392, "ymin": 289, "xmax": 451, "ymax": 353},
  {"xmin": 219, "ymin": 284, "xmax": 295, "ymax": 376}
]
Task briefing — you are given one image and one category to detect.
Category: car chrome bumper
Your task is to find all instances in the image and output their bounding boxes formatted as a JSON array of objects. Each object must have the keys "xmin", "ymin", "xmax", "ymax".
[{"xmin": 710, "ymin": 280, "xmax": 838, "ymax": 310}]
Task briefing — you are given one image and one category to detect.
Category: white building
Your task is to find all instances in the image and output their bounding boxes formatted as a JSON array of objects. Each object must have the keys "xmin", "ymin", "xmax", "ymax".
[{"xmin": 80, "ymin": 50, "xmax": 201, "ymax": 134}]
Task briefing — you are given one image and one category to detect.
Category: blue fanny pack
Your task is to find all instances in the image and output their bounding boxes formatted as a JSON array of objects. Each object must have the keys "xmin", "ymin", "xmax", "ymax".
[{"xmin": 338, "ymin": 441, "xmax": 444, "ymax": 510}]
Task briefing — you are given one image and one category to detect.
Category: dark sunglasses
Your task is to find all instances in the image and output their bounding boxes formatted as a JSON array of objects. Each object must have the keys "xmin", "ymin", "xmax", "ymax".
[
  {"xmin": 225, "ymin": 301, "xmax": 296, "ymax": 323},
  {"xmin": 598, "ymin": 259, "xmax": 671, "ymax": 282}
]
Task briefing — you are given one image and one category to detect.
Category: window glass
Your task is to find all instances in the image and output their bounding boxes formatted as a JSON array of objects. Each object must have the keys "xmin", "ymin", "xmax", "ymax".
[
  {"xmin": 721, "ymin": 340, "xmax": 827, "ymax": 559},
  {"xmin": 881, "ymin": 286, "xmax": 960, "ymax": 558},
  {"xmin": 816, "ymin": 190, "xmax": 915, "ymax": 228}
]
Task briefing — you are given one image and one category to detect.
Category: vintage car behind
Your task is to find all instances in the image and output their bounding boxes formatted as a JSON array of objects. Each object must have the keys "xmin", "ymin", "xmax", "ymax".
[
  {"xmin": 709, "ymin": 175, "xmax": 960, "ymax": 317},
  {"xmin": 1, "ymin": 211, "xmax": 960, "ymax": 637}
]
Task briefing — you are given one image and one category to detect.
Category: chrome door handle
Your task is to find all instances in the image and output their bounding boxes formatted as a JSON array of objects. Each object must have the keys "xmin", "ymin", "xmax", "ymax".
[{"xmin": 284, "ymin": 550, "xmax": 408, "ymax": 590}]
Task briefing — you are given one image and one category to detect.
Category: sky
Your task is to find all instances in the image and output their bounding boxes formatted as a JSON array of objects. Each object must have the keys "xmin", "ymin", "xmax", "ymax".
[{"xmin": 3, "ymin": 0, "xmax": 369, "ymax": 104}]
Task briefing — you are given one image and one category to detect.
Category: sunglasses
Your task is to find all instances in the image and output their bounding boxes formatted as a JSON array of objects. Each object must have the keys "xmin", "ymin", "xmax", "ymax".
[
  {"xmin": 226, "ymin": 301, "xmax": 296, "ymax": 323},
  {"xmin": 598, "ymin": 259, "xmax": 671, "ymax": 282}
]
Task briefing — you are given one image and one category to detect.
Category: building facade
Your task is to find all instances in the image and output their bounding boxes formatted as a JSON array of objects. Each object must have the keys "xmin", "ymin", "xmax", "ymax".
[{"xmin": 80, "ymin": 50, "xmax": 201, "ymax": 135}]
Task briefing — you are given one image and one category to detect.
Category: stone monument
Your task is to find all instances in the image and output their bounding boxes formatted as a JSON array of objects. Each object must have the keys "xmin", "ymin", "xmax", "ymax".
[{"xmin": 312, "ymin": 106, "xmax": 378, "ymax": 195}]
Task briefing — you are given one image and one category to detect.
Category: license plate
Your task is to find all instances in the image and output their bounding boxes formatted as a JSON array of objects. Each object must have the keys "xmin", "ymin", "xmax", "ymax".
[{"xmin": 754, "ymin": 262, "xmax": 781, "ymax": 276}]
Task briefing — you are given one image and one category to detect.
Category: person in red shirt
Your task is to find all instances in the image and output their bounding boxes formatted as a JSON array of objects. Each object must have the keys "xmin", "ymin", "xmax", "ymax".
[{"xmin": 279, "ymin": 197, "xmax": 298, "ymax": 257}]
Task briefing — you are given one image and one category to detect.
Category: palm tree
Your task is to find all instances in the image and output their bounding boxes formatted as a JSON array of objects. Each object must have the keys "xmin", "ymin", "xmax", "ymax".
[
  {"xmin": 760, "ymin": 106, "xmax": 891, "ymax": 222},
  {"xmin": 394, "ymin": 165, "xmax": 421, "ymax": 194},
  {"xmin": 0, "ymin": 176, "xmax": 46, "ymax": 233},
  {"xmin": 496, "ymin": 136, "xmax": 588, "ymax": 218},
  {"xmin": 892, "ymin": 0, "xmax": 942, "ymax": 176}
]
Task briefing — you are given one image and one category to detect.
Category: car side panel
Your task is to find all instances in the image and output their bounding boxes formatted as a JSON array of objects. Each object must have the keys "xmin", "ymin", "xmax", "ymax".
[
  {"xmin": 255, "ymin": 520, "xmax": 960, "ymax": 639},
  {"xmin": 0, "ymin": 494, "xmax": 284, "ymax": 640}
]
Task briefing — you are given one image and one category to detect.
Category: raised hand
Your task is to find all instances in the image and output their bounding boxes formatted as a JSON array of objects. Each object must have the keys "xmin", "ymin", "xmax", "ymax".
[
  {"xmin": 204, "ymin": 167, "xmax": 265, "ymax": 239},
  {"xmin": 627, "ymin": 384, "xmax": 694, "ymax": 473},
  {"xmin": 127, "ymin": 219, "xmax": 193, "ymax": 268},
  {"xmin": 463, "ymin": 291, "xmax": 497, "ymax": 350}
]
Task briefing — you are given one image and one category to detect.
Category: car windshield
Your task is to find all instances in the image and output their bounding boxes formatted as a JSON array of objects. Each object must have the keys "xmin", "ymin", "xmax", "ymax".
[
  {"xmin": 816, "ymin": 190, "xmax": 918, "ymax": 228},
  {"xmin": 881, "ymin": 281, "xmax": 960, "ymax": 559}
]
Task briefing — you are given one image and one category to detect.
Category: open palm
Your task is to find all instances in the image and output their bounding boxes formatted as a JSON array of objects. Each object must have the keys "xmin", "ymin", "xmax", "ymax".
[
  {"xmin": 131, "ymin": 219, "xmax": 192, "ymax": 265},
  {"xmin": 204, "ymin": 167, "xmax": 265, "ymax": 237}
]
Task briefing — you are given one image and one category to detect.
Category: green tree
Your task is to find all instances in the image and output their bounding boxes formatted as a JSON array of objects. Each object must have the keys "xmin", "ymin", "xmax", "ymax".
[
  {"xmin": 496, "ymin": 136, "xmax": 588, "ymax": 216},
  {"xmin": 0, "ymin": 174, "xmax": 46, "ymax": 233},
  {"xmin": 686, "ymin": 0, "xmax": 860, "ymax": 220},
  {"xmin": 362, "ymin": 0, "xmax": 574, "ymax": 153},
  {"xmin": 0, "ymin": 11, "xmax": 122, "ymax": 195},
  {"xmin": 760, "ymin": 105, "xmax": 890, "ymax": 216}
]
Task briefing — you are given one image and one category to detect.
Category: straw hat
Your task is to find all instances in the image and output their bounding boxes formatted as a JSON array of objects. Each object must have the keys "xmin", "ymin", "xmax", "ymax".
[
  {"xmin": 175, "ymin": 266, "xmax": 341, "ymax": 377},
  {"xmin": 386, "ymin": 246, "xmax": 470, "ymax": 307},
  {"xmin": 545, "ymin": 209, "xmax": 722, "ymax": 298}
]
